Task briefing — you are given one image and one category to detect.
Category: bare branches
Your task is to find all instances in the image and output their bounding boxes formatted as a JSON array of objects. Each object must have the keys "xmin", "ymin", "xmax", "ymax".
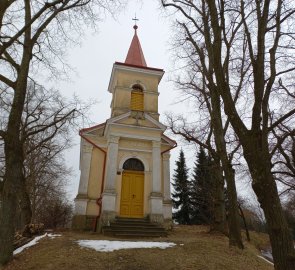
[
  {"xmin": 262, "ymin": 0, "xmax": 282, "ymax": 131},
  {"xmin": 0, "ymin": 0, "xmax": 124, "ymax": 263},
  {"xmin": 269, "ymin": 108, "xmax": 295, "ymax": 131},
  {"xmin": 166, "ymin": 113, "xmax": 212, "ymax": 150},
  {"xmin": 162, "ymin": 0, "xmax": 295, "ymax": 263}
]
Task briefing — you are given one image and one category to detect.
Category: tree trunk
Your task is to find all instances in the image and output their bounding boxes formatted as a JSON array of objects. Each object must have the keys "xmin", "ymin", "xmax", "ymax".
[
  {"xmin": 0, "ymin": 139, "xmax": 24, "ymax": 264},
  {"xmin": 210, "ymin": 159, "xmax": 227, "ymax": 234},
  {"xmin": 0, "ymin": 181, "xmax": 17, "ymax": 264},
  {"xmin": 225, "ymin": 167, "xmax": 244, "ymax": 249},
  {"xmin": 19, "ymin": 186, "xmax": 32, "ymax": 229},
  {"xmin": 244, "ymin": 138, "xmax": 295, "ymax": 270},
  {"xmin": 0, "ymin": 40, "xmax": 31, "ymax": 265},
  {"xmin": 210, "ymin": 89, "xmax": 244, "ymax": 249},
  {"xmin": 238, "ymin": 204, "xmax": 250, "ymax": 242}
]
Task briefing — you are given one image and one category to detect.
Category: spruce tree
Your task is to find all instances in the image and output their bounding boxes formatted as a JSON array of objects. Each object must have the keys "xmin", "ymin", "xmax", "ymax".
[
  {"xmin": 190, "ymin": 148, "xmax": 214, "ymax": 225},
  {"xmin": 171, "ymin": 149, "xmax": 191, "ymax": 224}
]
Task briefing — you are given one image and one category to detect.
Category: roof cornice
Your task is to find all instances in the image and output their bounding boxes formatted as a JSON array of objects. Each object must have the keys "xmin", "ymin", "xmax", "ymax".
[{"xmin": 108, "ymin": 62, "xmax": 165, "ymax": 93}]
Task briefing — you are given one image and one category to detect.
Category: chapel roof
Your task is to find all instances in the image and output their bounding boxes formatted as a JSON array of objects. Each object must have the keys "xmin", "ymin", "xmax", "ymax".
[{"xmin": 124, "ymin": 25, "xmax": 147, "ymax": 67}]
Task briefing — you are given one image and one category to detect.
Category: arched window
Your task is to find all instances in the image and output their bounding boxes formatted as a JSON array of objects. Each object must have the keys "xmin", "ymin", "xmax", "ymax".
[
  {"xmin": 123, "ymin": 158, "xmax": 144, "ymax": 171},
  {"xmin": 131, "ymin": 84, "xmax": 144, "ymax": 111}
]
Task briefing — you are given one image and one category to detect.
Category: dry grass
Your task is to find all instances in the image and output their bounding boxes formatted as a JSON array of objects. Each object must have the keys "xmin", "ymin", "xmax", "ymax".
[{"xmin": 3, "ymin": 226, "xmax": 273, "ymax": 270}]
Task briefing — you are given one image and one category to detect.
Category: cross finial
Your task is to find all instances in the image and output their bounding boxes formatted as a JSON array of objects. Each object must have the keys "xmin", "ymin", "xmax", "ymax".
[
  {"xmin": 132, "ymin": 14, "xmax": 139, "ymax": 25},
  {"xmin": 132, "ymin": 14, "xmax": 139, "ymax": 30}
]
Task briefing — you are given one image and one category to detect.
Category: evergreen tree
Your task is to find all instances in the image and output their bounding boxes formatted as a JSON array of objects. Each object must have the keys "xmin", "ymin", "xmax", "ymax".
[
  {"xmin": 171, "ymin": 149, "xmax": 191, "ymax": 224},
  {"xmin": 190, "ymin": 148, "xmax": 214, "ymax": 225}
]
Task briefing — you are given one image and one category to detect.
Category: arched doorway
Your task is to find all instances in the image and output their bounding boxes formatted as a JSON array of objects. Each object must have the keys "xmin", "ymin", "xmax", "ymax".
[{"xmin": 120, "ymin": 158, "xmax": 144, "ymax": 218}]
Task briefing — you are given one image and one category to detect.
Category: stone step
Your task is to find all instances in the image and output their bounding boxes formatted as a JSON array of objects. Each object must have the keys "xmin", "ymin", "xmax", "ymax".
[
  {"xmin": 104, "ymin": 230, "xmax": 167, "ymax": 237},
  {"xmin": 104, "ymin": 229, "xmax": 167, "ymax": 234},
  {"xmin": 114, "ymin": 218, "xmax": 150, "ymax": 223},
  {"xmin": 103, "ymin": 227, "xmax": 166, "ymax": 233},
  {"xmin": 102, "ymin": 217, "xmax": 167, "ymax": 238},
  {"xmin": 110, "ymin": 222, "xmax": 159, "ymax": 227},
  {"xmin": 107, "ymin": 225, "xmax": 166, "ymax": 230}
]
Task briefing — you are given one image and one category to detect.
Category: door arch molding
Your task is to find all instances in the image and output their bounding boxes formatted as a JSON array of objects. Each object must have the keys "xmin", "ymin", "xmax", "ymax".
[
  {"xmin": 123, "ymin": 158, "xmax": 144, "ymax": 171},
  {"xmin": 119, "ymin": 154, "xmax": 149, "ymax": 171}
]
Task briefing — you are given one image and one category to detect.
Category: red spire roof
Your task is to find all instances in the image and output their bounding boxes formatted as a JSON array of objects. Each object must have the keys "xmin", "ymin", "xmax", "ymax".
[{"xmin": 125, "ymin": 25, "xmax": 147, "ymax": 67}]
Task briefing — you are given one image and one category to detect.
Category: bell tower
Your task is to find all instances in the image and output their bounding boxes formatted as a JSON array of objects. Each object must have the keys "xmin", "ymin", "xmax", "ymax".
[{"xmin": 108, "ymin": 25, "xmax": 163, "ymax": 121}]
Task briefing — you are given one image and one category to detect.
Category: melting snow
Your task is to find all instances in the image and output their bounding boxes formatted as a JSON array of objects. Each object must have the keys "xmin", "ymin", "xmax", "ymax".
[
  {"xmin": 13, "ymin": 233, "xmax": 61, "ymax": 255},
  {"xmin": 77, "ymin": 240, "xmax": 176, "ymax": 252},
  {"xmin": 48, "ymin": 233, "xmax": 62, "ymax": 239},
  {"xmin": 257, "ymin": 255, "xmax": 274, "ymax": 265}
]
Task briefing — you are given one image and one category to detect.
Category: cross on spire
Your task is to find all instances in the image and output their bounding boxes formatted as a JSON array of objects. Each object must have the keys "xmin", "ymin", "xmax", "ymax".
[
  {"xmin": 132, "ymin": 14, "xmax": 139, "ymax": 26},
  {"xmin": 125, "ymin": 14, "xmax": 147, "ymax": 67}
]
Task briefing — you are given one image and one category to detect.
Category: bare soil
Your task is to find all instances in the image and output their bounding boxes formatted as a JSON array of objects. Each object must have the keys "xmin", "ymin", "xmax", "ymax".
[{"xmin": 2, "ymin": 226, "xmax": 273, "ymax": 270}]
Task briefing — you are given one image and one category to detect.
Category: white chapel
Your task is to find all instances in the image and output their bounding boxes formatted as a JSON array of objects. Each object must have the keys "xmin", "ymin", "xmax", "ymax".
[{"xmin": 72, "ymin": 24, "xmax": 176, "ymax": 232}]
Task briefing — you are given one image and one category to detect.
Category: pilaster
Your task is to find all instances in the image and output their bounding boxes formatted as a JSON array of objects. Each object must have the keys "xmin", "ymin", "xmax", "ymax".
[
  {"xmin": 101, "ymin": 135, "xmax": 119, "ymax": 225},
  {"xmin": 152, "ymin": 140, "xmax": 161, "ymax": 193},
  {"xmin": 77, "ymin": 142, "xmax": 93, "ymax": 195},
  {"xmin": 163, "ymin": 152, "xmax": 171, "ymax": 201},
  {"xmin": 104, "ymin": 135, "xmax": 119, "ymax": 192},
  {"xmin": 162, "ymin": 152, "xmax": 172, "ymax": 228},
  {"xmin": 150, "ymin": 140, "xmax": 163, "ymax": 223}
]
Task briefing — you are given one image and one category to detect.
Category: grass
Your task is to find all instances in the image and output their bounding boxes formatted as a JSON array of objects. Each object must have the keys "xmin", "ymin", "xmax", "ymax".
[{"xmin": 3, "ymin": 225, "xmax": 273, "ymax": 270}]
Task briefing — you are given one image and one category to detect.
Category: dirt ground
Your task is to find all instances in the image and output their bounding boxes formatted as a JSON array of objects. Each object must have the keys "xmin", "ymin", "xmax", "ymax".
[{"xmin": 3, "ymin": 226, "xmax": 273, "ymax": 270}]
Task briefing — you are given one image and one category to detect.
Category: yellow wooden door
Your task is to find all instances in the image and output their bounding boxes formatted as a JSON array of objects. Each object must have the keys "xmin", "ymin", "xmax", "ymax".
[{"xmin": 120, "ymin": 171, "xmax": 144, "ymax": 218}]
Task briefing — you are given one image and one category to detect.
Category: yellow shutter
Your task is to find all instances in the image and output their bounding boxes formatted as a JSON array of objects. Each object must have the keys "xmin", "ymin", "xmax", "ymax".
[{"xmin": 131, "ymin": 91, "xmax": 144, "ymax": 111}]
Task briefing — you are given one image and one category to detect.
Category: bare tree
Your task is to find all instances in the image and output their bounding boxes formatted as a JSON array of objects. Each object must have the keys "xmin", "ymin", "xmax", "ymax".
[
  {"xmin": 166, "ymin": 65, "xmax": 243, "ymax": 248},
  {"xmin": 161, "ymin": 0, "xmax": 295, "ymax": 268},
  {"xmin": 0, "ymin": 0, "xmax": 123, "ymax": 264},
  {"xmin": 1, "ymin": 81, "xmax": 89, "ymax": 225},
  {"xmin": 20, "ymin": 83, "xmax": 84, "ymax": 226}
]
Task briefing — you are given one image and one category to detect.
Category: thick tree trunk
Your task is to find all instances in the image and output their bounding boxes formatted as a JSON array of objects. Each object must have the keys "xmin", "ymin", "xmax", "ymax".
[
  {"xmin": 210, "ymin": 89, "xmax": 244, "ymax": 249},
  {"xmin": 225, "ymin": 167, "xmax": 244, "ymax": 249},
  {"xmin": 244, "ymin": 139, "xmax": 295, "ymax": 270},
  {"xmin": 0, "ymin": 39, "xmax": 31, "ymax": 264},
  {"xmin": 210, "ymin": 159, "xmax": 227, "ymax": 234},
  {"xmin": 0, "ymin": 182, "xmax": 17, "ymax": 264},
  {"xmin": 0, "ymin": 138, "xmax": 24, "ymax": 264}
]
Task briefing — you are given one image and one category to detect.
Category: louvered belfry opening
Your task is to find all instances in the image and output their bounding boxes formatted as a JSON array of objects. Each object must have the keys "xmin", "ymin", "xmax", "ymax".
[{"xmin": 131, "ymin": 84, "xmax": 144, "ymax": 111}]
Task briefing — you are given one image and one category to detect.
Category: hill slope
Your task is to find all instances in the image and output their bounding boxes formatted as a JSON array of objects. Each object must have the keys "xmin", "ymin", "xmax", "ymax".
[{"xmin": 3, "ymin": 225, "xmax": 273, "ymax": 270}]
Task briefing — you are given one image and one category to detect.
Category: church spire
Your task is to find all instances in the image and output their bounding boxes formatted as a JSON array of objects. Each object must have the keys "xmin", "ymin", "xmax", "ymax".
[{"xmin": 124, "ymin": 22, "xmax": 147, "ymax": 67}]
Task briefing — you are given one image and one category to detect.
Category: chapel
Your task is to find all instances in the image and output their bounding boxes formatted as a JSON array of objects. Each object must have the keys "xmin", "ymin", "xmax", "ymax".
[{"xmin": 72, "ymin": 24, "xmax": 176, "ymax": 232}]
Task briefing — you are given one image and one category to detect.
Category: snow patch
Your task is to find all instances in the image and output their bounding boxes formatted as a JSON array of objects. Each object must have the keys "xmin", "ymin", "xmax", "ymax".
[
  {"xmin": 13, "ymin": 234, "xmax": 47, "ymax": 255},
  {"xmin": 13, "ymin": 233, "xmax": 61, "ymax": 255},
  {"xmin": 48, "ymin": 233, "xmax": 62, "ymax": 239},
  {"xmin": 77, "ymin": 240, "xmax": 176, "ymax": 252},
  {"xmin": 257, "ymin": 255, "xmax": 274, "ymax": 265}
]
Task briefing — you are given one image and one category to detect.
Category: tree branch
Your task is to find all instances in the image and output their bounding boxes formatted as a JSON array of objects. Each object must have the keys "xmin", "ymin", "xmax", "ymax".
[
  {"xmin": 269, "ymin": 108, "xmax": 295, "ymax": 131},
  {"xmin": 0, "ymin": 74, "xmax": 15, "ymax": 88}
]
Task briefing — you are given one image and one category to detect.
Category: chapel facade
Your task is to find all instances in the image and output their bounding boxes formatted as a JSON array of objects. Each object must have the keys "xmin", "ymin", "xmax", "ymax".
[{"xmin": 72, "ymin": 25, "xmax": 176, "ymax": 231}]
